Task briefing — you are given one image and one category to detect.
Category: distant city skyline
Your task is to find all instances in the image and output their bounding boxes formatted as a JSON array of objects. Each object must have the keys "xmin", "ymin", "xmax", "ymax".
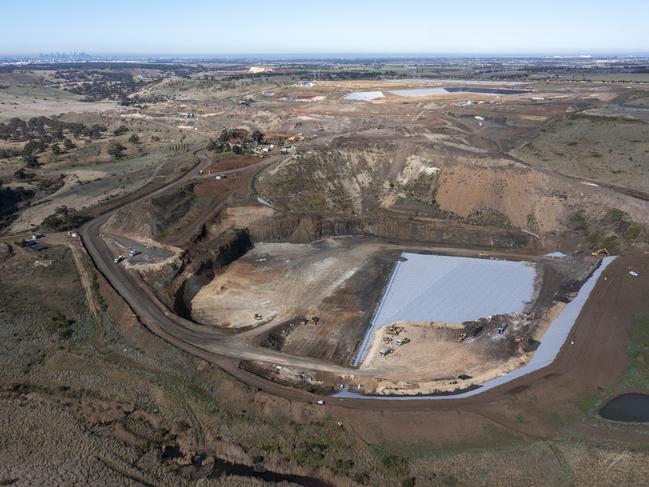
[{"xmin": 2, "ymin": 0, "xmax": 648, "ymax": 56}]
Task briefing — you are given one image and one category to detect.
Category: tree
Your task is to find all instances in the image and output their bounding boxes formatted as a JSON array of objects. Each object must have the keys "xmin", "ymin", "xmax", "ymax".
[
  {"xmin": 23, "ymin": 155, "xmax": 40, "ymax": 168},
  {"xmin": 22, "ymin": 141, "xmax": 36, "ymax": 158},
  {"xmin": 107, "ymin": 142, "xmax": 126, "ymax": 159},
  {"xmin": 51, "ymin": 144, "xmax": 63, "ymax": 155},
  {"xmin": 84, "ymin": 124, "xmax": 107, "ymax": 139},
  {"xmin": 113, "ymin": 125, "xmax": 129, "ymax": 136},
  {"xmin": 127, "ymin": 134, "xmax": 140, "ymax": 144},
  {"xmin": 63, "ymin": 138, "xmax": 76, "ymax": 150},
  {"xmin": 41, "ymin": 205, "xmax": 89, "ymax": 231},
  {"xmin": 206, "ymin": 139, "xmax": 221, "ymax": 151},
  {"xmin": 14, "ymin": 168, "xmax": 34, "ymax": 180},
  {"xmin": 252, "ymin": 129, "xmax": 264, "ymax": 144}
]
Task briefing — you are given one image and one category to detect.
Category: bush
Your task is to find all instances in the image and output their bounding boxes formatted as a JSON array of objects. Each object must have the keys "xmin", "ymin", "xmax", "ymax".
[
  {"xmin": 113, "ymin": 125, "xmax": 129, "ymax": 136},
  {"xmin": 14, "ymin": 168, "xmax": 34, "ymax": 180},
  {"xmin": 605, "ymin": 208, "xmax": 626, "ymax": 225},
  {"xmin": 380, "ymin": 454, "xmax": 410, "ymax": 477},
  {"xmin": 47, "ymin": 311, "xmax": 75, "ymax": 339},
  {"xmin": 569, "ymin": 210, "xmax": 588, "ymax": 232},
  {"xmin": 107, "ymin": 142, "xmax": 126, "ymax": 159},
  {"xmin": 40, "ymin": 206, "xmax": 91, "ymax": 231},
  {"xmin": 24, "ymin": 155, "xmax": 40, "ymax": 168},
  {"xmin": 402, "ymin": 477, "xmax": 416, "ymax": 487},
  {"xmin": 623, "ymin": 223, "xmax": 642, "ymax": 242}
]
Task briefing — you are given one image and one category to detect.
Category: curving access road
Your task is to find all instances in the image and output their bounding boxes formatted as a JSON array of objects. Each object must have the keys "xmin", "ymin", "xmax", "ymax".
[{"xmin": 78, "ymin": 150, "xmax": 649, "ymax": 411}]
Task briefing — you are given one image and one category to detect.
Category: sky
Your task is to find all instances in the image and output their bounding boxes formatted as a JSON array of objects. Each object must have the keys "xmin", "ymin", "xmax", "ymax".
[{"xmin": 2, "ymin": 0, "xmax": 648, "ymax": 56}]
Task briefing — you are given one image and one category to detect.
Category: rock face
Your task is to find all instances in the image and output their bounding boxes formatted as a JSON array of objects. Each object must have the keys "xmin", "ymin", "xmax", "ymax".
[
  {"xmin": 244, "ymin": 212, "xmax": 529, "ymax": 249},
  {"xmin": 0, "ymin": 242, "xmax": 13, "ymax": 260},
  {"xmin": 257, "ymin": 139, "xmax": 649, "ymax": 235},
  {"xmin": 139, "ymin": 229, "xmax": 253, "ymax": 318}
]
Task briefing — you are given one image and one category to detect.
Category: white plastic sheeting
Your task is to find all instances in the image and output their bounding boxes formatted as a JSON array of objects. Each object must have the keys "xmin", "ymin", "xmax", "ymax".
[
  {"xmin": 338, "ymin": 256, "xmax": 615, "ymax": 400},
  {"xmin": 353, "ymin": 253, "xmax": 536, "ymax": 365},
  {"xmin": 343, "ymin": 91, "xmax": 385, "ymax": 101}
]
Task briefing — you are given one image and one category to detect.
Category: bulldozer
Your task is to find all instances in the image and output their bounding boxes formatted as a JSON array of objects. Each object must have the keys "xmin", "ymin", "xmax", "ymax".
[{"xmin": 591, "ymin": 248, "xmax": 609, "ymax": 257}]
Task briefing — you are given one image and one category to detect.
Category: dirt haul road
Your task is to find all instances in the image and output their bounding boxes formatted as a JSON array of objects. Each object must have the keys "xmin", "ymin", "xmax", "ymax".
[{"xmin": 79, "ymin": 149, "xmax": 649, "ymax": 419}]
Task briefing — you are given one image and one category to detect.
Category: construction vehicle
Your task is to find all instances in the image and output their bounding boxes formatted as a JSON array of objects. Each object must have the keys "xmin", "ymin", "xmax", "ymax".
[
  {"xmin": 113, "ymin": 255, "xmax": 125, "ymax": 264},
  {"xmin": 395, "ymin": 337, "xmax": 411, "ymax": 346},
  {"xmin": 497, "ymin": 324, "xmax": 508, "ymax": 334},
  {"xmin": 384, "ymin": 325, "xmax": 403, "ymax": 336},
  {"xmin": 591, "ymin": 248, "xmax": 609, "ymax": 257},
  {"xmin": 383, "ymin": 336, "xmax": 393, "ymax": 344},
  {"xmin": 456, "ymin": 333, "xmax": 466, "ymax": 343},
  {"xmin": 379, "ymin": 347, "xmax": 393, "ymax": 358}
]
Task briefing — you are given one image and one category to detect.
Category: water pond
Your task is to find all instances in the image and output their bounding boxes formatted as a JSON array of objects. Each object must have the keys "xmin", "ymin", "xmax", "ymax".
[
  {"xmin": 389, "ymin": 87, "xmax": 531, "ymax": 97},
  {"xmin": 599, "ymin": 393, "xmax": 649, "ymax": 422}
]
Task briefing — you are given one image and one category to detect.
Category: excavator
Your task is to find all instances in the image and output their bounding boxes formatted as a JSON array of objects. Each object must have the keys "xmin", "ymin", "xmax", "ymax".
[{"xmin": 591, "ymin": 248, "xmax": 610, "ymax": 257}]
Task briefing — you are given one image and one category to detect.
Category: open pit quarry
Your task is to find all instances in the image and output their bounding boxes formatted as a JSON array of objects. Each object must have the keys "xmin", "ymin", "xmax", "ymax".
[
  {"xmin": 6, "ymin": 53, "xmax": 649, "ymax": 486},
  {"xmin": 85, "ymin": 78, "xmax": 649, "ymax": 400}
]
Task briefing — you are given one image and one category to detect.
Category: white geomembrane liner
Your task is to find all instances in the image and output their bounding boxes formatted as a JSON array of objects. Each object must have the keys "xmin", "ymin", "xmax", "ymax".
[
  {"xmin": 352, "ymin": 253, "xmax": 536, "ymax": 366},
  {"xmin": 338, "ymin": 256, "xmax": 615, "ymax": 400},
  {"xmin": 343, "ymin": 91, "xmax": 385, "ymax": 101}
]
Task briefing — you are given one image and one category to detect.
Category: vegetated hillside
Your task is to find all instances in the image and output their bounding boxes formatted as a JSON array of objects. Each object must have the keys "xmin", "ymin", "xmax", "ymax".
[
  {"xmin": 259, "ymin": 140, "xmax": 449, "ymax": 218},
  {"xmin": 513, "ymin": 113, "xmax": 649, "ymax": 194},
  {"xmin": 107, "ymin": 182, "xmax": 199, "ymax": 240},
  {"xmin": 258, "ymin": 137, "xmax": 649, "ymax": 241}
]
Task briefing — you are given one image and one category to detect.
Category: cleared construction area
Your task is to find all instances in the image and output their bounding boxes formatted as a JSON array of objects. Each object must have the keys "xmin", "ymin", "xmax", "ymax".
[
  {"xmin": 75, "ymin": 76, "xmax": 649, "ymax": 401},
  {"xmin": 353, "ymin": 253, "xmax": 537, "ymax": 365},
  {"xmin": 339, "ymin": 256, "xmax": 615, "ymax": 398}
]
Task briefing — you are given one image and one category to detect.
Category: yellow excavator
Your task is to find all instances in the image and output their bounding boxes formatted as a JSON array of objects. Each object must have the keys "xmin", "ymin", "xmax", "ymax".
[{"xmin": 591, "ymin": 248, "xmax": 610, "ymax": 257}]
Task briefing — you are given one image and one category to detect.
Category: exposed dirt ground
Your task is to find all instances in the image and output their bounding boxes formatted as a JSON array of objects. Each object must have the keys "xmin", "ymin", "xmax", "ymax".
[
  {"xmin": 191, "ymin": 240, "xmax": 386, "ymax": 333},
  {"xmin": 359, "ymin": 320, "xmax": 528, "ymax": 395},
  {"xmin": 4, "ymin": 65, "xmax": 649, "ymax": 486}
]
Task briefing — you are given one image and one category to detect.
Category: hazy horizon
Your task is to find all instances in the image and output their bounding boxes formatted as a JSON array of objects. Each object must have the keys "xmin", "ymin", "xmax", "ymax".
[{"xmin": 2, "ymin": 0, "xmax": 648, "ymax": 57}]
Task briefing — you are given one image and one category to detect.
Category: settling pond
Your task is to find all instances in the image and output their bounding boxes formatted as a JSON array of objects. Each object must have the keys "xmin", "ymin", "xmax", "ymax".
[
  {"xmin": 599, "ymin": 394, "xmax": 649, "ymax": 422},
  {"xmin": 389, "ymin": 87, "xmax": 531, "ymax": 97},
  {"xmin": 340, "ymin": 255, "xmax": 615, "ymax": 399}
]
